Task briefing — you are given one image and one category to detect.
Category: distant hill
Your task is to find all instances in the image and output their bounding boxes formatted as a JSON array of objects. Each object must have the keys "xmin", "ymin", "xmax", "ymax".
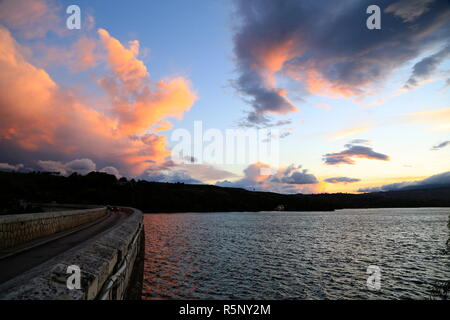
[{"xmin": 1, "ymin": 171, "xmax": 450, "ymax": 215}]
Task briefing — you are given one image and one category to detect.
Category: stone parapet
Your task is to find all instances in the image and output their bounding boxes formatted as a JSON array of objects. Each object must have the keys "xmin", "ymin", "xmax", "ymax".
[
  {"xmin": 0, "ymin": 207, "xmax": 144, "ymax": 300},
  {"xmin": 0, "ymin": 208, "xmax": 107, "ymax": 250}
]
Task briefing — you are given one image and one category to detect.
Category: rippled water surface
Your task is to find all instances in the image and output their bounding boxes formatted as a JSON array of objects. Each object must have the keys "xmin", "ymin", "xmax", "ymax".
[{"xmin": 142, "ymin": 208, "xmax": 449, "ymax": 299}]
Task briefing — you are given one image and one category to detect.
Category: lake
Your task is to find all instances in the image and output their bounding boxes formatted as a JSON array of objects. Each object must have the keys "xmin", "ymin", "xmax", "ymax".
[{"xmin": 142, "ymin": 208, "xmax": 449, "ymax": 299}]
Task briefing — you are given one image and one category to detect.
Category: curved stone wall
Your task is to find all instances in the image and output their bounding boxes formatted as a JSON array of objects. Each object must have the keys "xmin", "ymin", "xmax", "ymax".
[
  {"xmin": 0, "ymin": 207, "xmax": 107, "ymax": 250},
  {"xmin": 0, "ymin": 207, "xmax": 144, "ymax": 300}
]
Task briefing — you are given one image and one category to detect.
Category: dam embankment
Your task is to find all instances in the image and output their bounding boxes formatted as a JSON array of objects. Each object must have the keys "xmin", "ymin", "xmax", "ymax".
[
  {"xmin": 0, "ymin": 206, "xmax": 144, "ymax": 300},
  {"xmin": 0, "ymin": 207, "xmax": 107, "ymax": 250}
]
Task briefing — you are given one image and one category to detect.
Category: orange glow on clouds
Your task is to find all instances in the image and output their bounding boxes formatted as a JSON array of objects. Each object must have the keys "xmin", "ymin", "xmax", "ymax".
[
  {"xmin": 328, "ymin": 125, "xmax": 371, "ymax": 141},
  {"xmin": 253, "ymin": 39, "xmax": 296, "ymax": 87},
  {"xmin": 286, "ymin": 66, "xmax": 361, "ymax": 98},
  {"xmin": 98, "ymin": 28, "xmax": 197, "ymax": 137},
  {"xmin": 247, "ymin": 39, "xmax": 298, "ymax": 114},
  {"xmin": 0, "ymin": 24, "xmax": 196, "ymax": 176},
  {"xmin": 151, "ymin": 120, "xmax": 174, "ymax": 133},
  {"xmin": 98, "ymin": 28, "xmax": 149, "ymax": 84},
  {"xmin": 325, "ymin": 153, "xmax": 390, "ymax": 164},
  {"xmin": 0, "ymin": 0, "xmax": 62, "ymax": 39},
  {"xmin": 404, "ymin": 107, "xmax": 450, "ymax": 132},
  {"xmin": 244, "ymin": 162, "xmax": 273, "ymax": 182}
]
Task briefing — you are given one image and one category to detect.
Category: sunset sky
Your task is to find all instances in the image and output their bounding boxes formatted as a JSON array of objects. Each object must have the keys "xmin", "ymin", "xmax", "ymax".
[{"xmin": 0, "ymin": 0, "xmax": 449, "ymax": 194}]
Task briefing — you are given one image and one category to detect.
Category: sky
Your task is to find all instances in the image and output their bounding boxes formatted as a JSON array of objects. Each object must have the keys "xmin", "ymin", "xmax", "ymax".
[{"xmin": 0, "ymin": 0, "xmax": 449, "ymax": 194}]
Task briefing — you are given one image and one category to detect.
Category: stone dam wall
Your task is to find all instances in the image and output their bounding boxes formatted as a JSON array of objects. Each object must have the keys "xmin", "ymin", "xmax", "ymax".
[
  {"xmin": 0, "ymin": 207, "xmax": 144, "ymax": 300},
  {"xmin": 0, "ymin": 207, "xmax": 107, "ymax": 250}
]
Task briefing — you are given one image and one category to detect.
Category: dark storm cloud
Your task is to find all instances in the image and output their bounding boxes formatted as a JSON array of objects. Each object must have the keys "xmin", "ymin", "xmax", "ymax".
[
  {"xmin": 232, "ymin": 0, "xmax": 450, "ymax": 124},
  {"xmin": 431, "ymin": 140, "xmax": 450, "ymax": 150},
  {"xmin": 237, "ymin": 114, "xmax": 293, "ymax": 129},
  {"xmin": 271, "ymin": 167, "xmax": 319, "ymax": 185},
  {"xmin": 282, "ymin": 170, "xmax": 318, "ymax": 184},
  {"xmin": 358, "ymin": 171, "xmax": 450, "ymax": 192},
  {"xmin": 405, "ymin": 44, "xmax": 450, "ymax": 88},
  {"xmin": 323, "ymin": 142, "xmax": 390, "ymax": 165},
  {"xmin": 325, "ymin": 177, "xmax": 361, "ymax": 184},
  {"xmin": 385, "ymin": 0, "xmax": 436, "ymax": 23},
  {"xmin": 216, "ymin": 163, "xmax": 319, "ymax": 194}
]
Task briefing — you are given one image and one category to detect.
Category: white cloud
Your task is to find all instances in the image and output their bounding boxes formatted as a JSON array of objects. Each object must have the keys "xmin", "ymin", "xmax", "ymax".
[
  {"xmin": 100, "ymin": 166, "xmax": 121, "ymax": 178},
  {"xmin": 0, "ymin": 162, "xmax": 24, "ymax": 171},
  {"xmin": 37, "ymin": 158, "xmax": 96, "ymax": 175},
  {"xmin": 216, "ymin": 163, "xmax": 320, "ymax": 194}
]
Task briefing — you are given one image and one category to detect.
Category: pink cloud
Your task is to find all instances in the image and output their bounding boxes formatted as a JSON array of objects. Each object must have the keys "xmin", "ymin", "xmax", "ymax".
[
  {"xmin": 0, "ymin": 25, "xmax": 196, "ymax": 176},
  {"xmin": 216, "ymin": 163, "xmax": 322, "ymax": 194},
  {"xmin": 0, "ymin": 0, "xmax": 63, "ymax": 39},
  {"xmin": 97, "ymin": 28, "xmax": 197, "ymax": 136}
]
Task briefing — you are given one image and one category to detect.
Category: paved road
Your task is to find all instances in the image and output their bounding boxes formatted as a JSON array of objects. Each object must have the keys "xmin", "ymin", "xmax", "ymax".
[{"xmin": 0, "ymin": 210, "xmax": 129, "ymax": 284}]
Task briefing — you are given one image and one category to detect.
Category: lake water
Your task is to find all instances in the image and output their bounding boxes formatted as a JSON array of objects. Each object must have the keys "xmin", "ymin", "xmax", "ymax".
[{"xmin": 142, "ymin": 208, "xmax": 449, "ymax": 300}]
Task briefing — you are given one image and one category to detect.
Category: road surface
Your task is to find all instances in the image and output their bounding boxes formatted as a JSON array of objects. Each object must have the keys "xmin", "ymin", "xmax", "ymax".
[{"xmin": 0, "ymin": 210, "xmax": 129, "ymax": 284}]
